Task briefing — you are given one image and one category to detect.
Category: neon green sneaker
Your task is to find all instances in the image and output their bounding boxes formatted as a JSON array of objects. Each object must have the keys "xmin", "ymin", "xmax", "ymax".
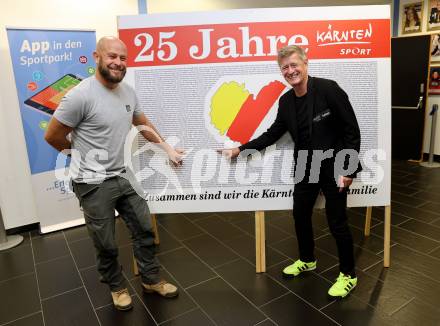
[
  {"xmin": 328, "ymin": 272, "xmax": 357, "ymax": 298},
  {"xmin": 282, "ymin": 259, "xmax": 317, "ymax": 278}
]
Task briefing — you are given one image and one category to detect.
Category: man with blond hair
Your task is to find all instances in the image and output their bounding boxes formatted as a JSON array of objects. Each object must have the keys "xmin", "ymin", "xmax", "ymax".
[{"xmin": 221, "ymin": 45, "xmax": 362, "ymax": 298}]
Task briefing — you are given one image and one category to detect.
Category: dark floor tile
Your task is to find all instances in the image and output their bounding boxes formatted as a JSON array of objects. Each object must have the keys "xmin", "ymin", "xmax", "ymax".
[
  {"xmin": 156, "ymin": 213, "xmax": 186, "ymax": 222},
  {"xmin": 432, "ymin": 218, "xmax": 440, "ymax": 228},
  {"xmin": 31, "ymin": 232, "xmax": 69, "ymax": 264},
  {"xmin": 390, "ymin": 192, "xmax": 428, "ymax": 208},
  {"xmin": 322, "ymin": 297, "xmax": 396, "ymax": 326},
  {"xmin": 381, "ymin": 245, "xmax": 440, "ymax": 282},
  {"xmin": 187, "ymin": 277, "xmax": 266, "ymax": 326},
  {"xmin": 234, "ymin": 219, "xmax": 292, "ymax": 244},
  {"xmin": 407, "ymin": 180, "xmax": 440, "ymax": 191},
  {"xmin": 266, "ymin": 210, "xmax": 291, "ymax": 219},
  {"xmin": 399, "ymin": 219, "xmax": 440, "ymax": 242},
  {"xmin": 347, "ymin": 209, "xmax": 382, "ymax": 230},
  {"xmin": 69, "ymin": 237, "xmax": 96, "ymax": 270},
  {"xmin": 215, "ymin": 259, "xmax": 288, "ymax": 307},
  {"xmin": 412, "ymin": 190, "xmax": 440, "ymax": 203},
  {"xmin": 30, "ymin": 229, "xmax": 61, "ymax": 238},
  {"xmin": 161, "ymin": 308, "xmax": 214, "ymax": 326},
  {"xmin": 315, "ymin": 234, "xmax": 383, "ymax": 270},
  {"xmin": 270, "ymin": 237, "xmax": 338, "ymax": 273},
  {"xmin": 131, "ymin": 270, "xmax": 196, "ymax": 324},
  {"xmin": 371, "ymin": 223, "xmax": 439, "ymax": 254},
  {"xmin": 183, "ymin": 234, "xmax": 239, "ymax": 268},
  {"xmin": 269, "ymin": 236, "xmax": 299, "ymax": 258},
  {"xmin": 0, "ymin": 244, "xmax": 34, "ymax": 282},
  {"xmin": 371, "ymin": 207, "xmax": 411, "ymax": 226},
  {"xmin": 419, "ymin": 201, "xmax": 440, "ymax": 214},
  {"xmin": 36, "ymin": 255, "xmax": 82, "ymax": 299},
  {"xmin": 42, "ymin": 287, "xmax": 99, "ymax": 326},
  {"xmin": 63, "ymin": 225, "xmax": 88, "ymax": 243},
  {"xmin": 158, "ymin": 215, "xmax": 205, "ymax": 240},
  {"xmin": 365, "ymin": 259, "xmax": 440, "ymax": 308},
  {"xmin": 391, "ymin": 202, "xmax": 440, "ymax": 223},
  {"xmin": 391, "ymin": 298, "xmax": 440, "ymax": 326},
  {"xmin": 429, "ymin": 246, "xmax": 440, "ymax": 259},
  {"xmin": 217, "ymin": 211, "xmax": 255, "ymax": 224},
  {"xmin": 158, "ymin": 247, "xmax": 216, "ymax": 288},
  {"xmin": 5, "ymin": 312, "xmax": 44, "ymax": 326},
  {"xmin": 223, "ymin": 234, "xmax": 287, "ymax": 268},
  {"xmin": 80, "ymin": 266, "xmax": 134, "ymax": 309},
  {"xmin": 266, "ymin": 261, "xmax": 334, "ymax": 309},
  {"xmin": 194, "ymin": 216, "xmax": 245, "ymax": 241},
  {"xmin": 96, "ymin": 296, "xmax": 156, "ymax": 326},
  {"xmin": 391, "ymin": 184, "xmax": 420, "ymax": 196},
  {"xmin": 254, "ymin": 319, "xmax": 277, "ymax": 326},
  {"xmin": 266, "ymin": 214, "xmax": 294, "ymax": 233},
  {"xmin": 155, "ymin": 225, "xmax": 183, "ymax": 255},
  {"xmin": 391, "ymin": 174, "xmax": 415, "ymax": 186},
  {"xmin": 391, "ymin": 169, "xmax": 410, "ymax": 178},
  {"xmin": 321, "ymin": 265, "xmax": 414, "ymax": 313},
  {"xmin": 316, "ymin": 227, "xmax": 387, "ymax": 258},
  {"xmin": 261, "ymin": 293, "xmax": 337, "ymax": 326},
  {"xmin": 0, "ymin": 274, "xmax": 40, "ymax": 325},
  {"xmin": 185, "ymin": 211, "xmax": 223, "ymax": 222},
  {"xmin": 352, "ymin": 225, "xmax": 391, "ymax": 255}
]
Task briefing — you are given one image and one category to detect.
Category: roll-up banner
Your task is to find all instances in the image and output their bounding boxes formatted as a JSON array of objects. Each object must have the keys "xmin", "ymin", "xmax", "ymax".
[{"xmin": 6, "ymin": 28, "xmax": 96, "ymax": 233}]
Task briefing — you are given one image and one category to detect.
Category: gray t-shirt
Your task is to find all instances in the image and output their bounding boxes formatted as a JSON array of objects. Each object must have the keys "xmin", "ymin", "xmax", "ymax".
[{"xmin": 54, "ymin": 76, "xmax": 142, "ymax": 183}]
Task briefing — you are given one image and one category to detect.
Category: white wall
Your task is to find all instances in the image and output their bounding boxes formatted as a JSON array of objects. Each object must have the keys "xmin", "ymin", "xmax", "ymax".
[
  {"xmin": 148, "ymin": 0, "xmax": 390, "ymax": 13},
  {"xmin": 0, "ymin": 0, "xmax": 138, "ymax": 229}
]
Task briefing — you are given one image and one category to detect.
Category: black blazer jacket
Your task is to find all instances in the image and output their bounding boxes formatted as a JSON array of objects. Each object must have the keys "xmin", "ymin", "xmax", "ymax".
[{"xmin": 239, "ymin": 76, "xmax": 362, "ymax": 178}]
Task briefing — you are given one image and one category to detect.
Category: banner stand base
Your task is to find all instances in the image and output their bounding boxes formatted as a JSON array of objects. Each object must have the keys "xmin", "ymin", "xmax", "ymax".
[
  {"xmin": 0, "ymin": 235, "xmax": 24, "ymax": 251},
  {"xmin": 419, "ymin": 162, "xmax": 440, "ymax": 168}
]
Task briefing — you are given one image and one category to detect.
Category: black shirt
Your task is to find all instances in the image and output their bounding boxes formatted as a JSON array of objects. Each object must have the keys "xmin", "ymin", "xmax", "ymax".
[{"xmin": 294, "ymin": 93, "xmax": 310, "ymax": 149}]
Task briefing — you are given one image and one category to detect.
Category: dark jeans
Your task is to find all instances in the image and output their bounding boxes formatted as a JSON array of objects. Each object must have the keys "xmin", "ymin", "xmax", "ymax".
[
  {"xmin": 73, "ymin": 176, "xmax": 160, "ymax": 291},
  {"xmin": 293, "ymin": 167, "xmax": 355, "ymax": 276}
]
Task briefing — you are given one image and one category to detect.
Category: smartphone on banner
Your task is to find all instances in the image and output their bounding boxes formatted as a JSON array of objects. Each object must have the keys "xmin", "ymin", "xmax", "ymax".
[{"xmin": 24, "ymin": 73, "xmax": 82, "ymax": 115}]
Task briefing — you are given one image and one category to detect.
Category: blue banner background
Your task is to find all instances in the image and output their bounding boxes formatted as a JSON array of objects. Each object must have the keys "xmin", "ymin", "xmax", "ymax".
[{"xmin": 6, "ymin": 29, "xmax": 96, "ymax": 174}]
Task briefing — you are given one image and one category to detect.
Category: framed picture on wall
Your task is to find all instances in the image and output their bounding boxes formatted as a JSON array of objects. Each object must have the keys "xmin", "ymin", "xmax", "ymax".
[
  {"xmin": 401, "ymin": 2, "xmax": 423, "ymax": 34},
  {"xmin": 428, "ymin": 66, "xmax": 440, "ymax": 95},
  {"xmin": 431, "ymin": 33, "xmax": 440, "ymax": 62},
  {"xmin": 428, "ymin": 0, "xmax": 440, "ymax": 31}
]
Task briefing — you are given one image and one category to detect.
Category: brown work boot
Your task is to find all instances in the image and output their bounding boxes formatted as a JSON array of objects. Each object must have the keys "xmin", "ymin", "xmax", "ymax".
[
  {"xmin": 111, "ymin": 288, "xmax": 133, "ymax": 310},
  {"xmin": 142, "ymin": 280, "xmax": 179, "ymax": 298}
]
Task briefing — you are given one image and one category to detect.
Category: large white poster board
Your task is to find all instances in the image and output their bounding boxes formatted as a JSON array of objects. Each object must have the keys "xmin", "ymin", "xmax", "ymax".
[{"xmin": 118, "ymin": 5, "xmax": 391, "ymax": 213}]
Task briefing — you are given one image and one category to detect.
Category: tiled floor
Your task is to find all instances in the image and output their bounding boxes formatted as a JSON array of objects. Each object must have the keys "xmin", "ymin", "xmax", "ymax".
[{"xmin": 1, "ymin": 160, "xmax": 440, "ymax": 326}]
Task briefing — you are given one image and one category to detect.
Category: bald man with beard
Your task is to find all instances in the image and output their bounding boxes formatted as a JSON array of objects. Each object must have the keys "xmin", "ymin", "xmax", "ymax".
[{"xmin": 45, "ymin": 37, "xmax": 183, "ymax": 311}]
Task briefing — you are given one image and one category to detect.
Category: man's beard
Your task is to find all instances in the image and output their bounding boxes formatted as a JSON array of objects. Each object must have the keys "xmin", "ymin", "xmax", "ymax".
[{"xmin": 98, "ymin": 62, "xmax": 126, "ymax": 83}]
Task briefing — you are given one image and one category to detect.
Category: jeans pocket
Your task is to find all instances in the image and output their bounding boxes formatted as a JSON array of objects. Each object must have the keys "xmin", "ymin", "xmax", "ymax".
[{"xmin": 73, "ymin": 183, "xmax": 101, "ymax": 208}]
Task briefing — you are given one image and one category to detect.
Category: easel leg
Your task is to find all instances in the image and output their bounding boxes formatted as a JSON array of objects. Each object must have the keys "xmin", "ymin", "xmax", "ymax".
[
  {"xmin": 151, "ymin": 214, "xmax": 160, "ymax": 245},
  {"xmin": 384, "ymin": 205, "xmax": 391, "ymax": 267},
  {"xmin": 364, "ymin": 206, "xmax": 372, "ymax": 236},
  {"xmin": 255, "ymin": 211, "xmax": 266, "ymax": 273},
  {"xmin": 133, "ymin": 254, "xmax": 139, "ymax": 276}
]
